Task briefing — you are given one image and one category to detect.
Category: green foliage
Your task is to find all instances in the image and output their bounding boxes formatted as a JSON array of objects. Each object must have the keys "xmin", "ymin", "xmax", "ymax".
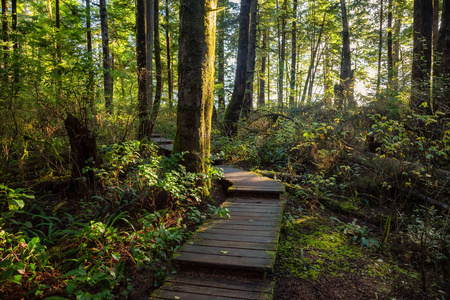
[{"xmin": 330, "ymin": 217, "xmax": 380, "ymax": 248}]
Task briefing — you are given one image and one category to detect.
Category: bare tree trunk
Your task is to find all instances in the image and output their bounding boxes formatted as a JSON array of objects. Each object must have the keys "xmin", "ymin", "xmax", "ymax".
[
  {"xmin": 11, "ymin": 0, "xmax": 18, "ymax": 84},
  {"xmin": 392, "ymin": 0, "xmax": 402, "ymax": 94},
  {"xmin": 336, "ymin": 0, "xmax": 354, "ymax": 109},
  {"xmin": 100, "ymin": 0, "xmax": 112, "ymax": 112},
  {"xmin": 217, "ymin": 1, "xmax": 225, "ymax": 110},
  {"xmin": 433, "ymin": 0, "xmax": 450, "ymax": 114},
  {"xmin": 145, "ymin": 0, "xmax": 154, "ymax": 110},
  {"xmin": 289, "ymin": 0, "xmax": 297, "ymax": 107},
  {"xmin": 411, "ymin": 0, "xmax": 433, "ymax": 113},
  {"xmin": 387, "ymin": 0, "xmax": 394, "ymax": 93},
  {"xmin": 137, "ymin": 0, "xmax": 149, "ymax": 138},
  {"xmin": 258, "ymin": 29, "xmax": 267, "ymax": 108},
  {"xmin": 301, "ymin": 13, "xmax": 326, "ymax": 105},
  {"xmin": 86, "ymin": 0, "xmax": 94, "ymax": 109},
  {"xmin": 376, "ymin": 0, "xmax": 384, "ymax": 97},
  {"xmin": 165, "ymin": 0, "xmax": 173, "ymax": 109},
  {"xmin": 432, "ymin": 0, "xmax": 439, "ymax": 52},
  {"xmin": 223, "ymin": 0, "xmax": 251, "ymax": 136},
  {"xmin": 1, "ymin": 0, "xmax": 7, "ymax": 82},
  {"xmin": 243, "ymin": 0, "xmax": 257, "ymax": 115},
  {"xmin": 149, "ymin": 0, "xmax": 161, "ymax": 134},
  {"xmin": 173, "ymin": 0, "xmax": 218, "ymax": 178},
  {"xmin": 277, "ymin": 0, "xmax": 287, "ymax": 108}
]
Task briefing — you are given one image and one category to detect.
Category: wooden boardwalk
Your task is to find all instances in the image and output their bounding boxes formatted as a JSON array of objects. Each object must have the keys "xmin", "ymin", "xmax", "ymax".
[{"xmin": 150, "ymin": 142, "xmax": 285, "ymax": 299}]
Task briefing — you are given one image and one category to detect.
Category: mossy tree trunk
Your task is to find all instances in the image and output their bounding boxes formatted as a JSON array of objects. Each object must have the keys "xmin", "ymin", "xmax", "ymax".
[
  {"xmin": 149, "ymin": 0, "xmax": 161, "ymax": 134},
  {"xmin": 173, "ymin": 0, "xmax": 217, "ymax": 177},
  {"xmin": 242, "ymin": 0, "xmax": 257, "ymax": 116},
  {"xmin": 100, "ymin": 0, "xmax": 112, "ymax": 112}
]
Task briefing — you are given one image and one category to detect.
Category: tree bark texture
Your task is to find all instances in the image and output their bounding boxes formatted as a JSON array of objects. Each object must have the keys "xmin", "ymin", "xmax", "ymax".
[
  {"xmin": 387, "ymin": 0, "xmax": 393, "ymax": 92},
  {"xmin": 277, "ymin": 0, "xmax": 287, "ymax": 108},
  {"xmin": 165, "ymin": 0, "xmax": 173, "ymax": 109},
  {"xmin": 11, "ymin": 0, "xmax": 18, "ymax": 84},
  {"xmin": 149, "ymin": 0, "xmax": 161, "ymax": 134},
  {"xmin": 217, "ymin": 2, "xmax": 225, "ymax": 110},
  {"xmin": 137, "ymin": 0, "xmax": 149, "ymax": 139},
  {"xmin": 1, "ymin": 0, "xmax": 7, "ymax": 81},
  {"xmin": 433, "ymin": 0, "xmax": 450, "ymax": 114},
  {"xmin": 376, "ymin": 0, "xmax": 384, "ymax": 98},
  {"xmin": 411, "ymin": 0, "xmax": 433, "ymax": 113},
  {"xmin": 100, "ymin": 0, "xmax": 112, "ymax": 111},
  {"xmin": 65, "ymin": 114, "xmax": 100, "ymax": 193},
  {"xmin": 173, "ymin": 0, "xmax": 218, "ymax": 175},
  {"xmin": 243, "ymin": 0, "xmax": 257, "ymax": 115},
  {"xmin": 289, "ymin": 0, "xmax": 297, "ymax": 107},
  {"xmin": 258, "ymin": 29, "xmax": 267, "ymax": 108},
  {"xmin": 146, "ymin": 0, "xmax": 154, "ymax": 109},
  {"xmin": 223, "ymin": 0, "xmax": 251, "ymax": 136},
  {"xmin": 336, "ymin": 0, "xmax": 354, "ymax": 109},
  {"xmin": 392, "ymin": 0, "xmax": 403, "ymax": 94}
]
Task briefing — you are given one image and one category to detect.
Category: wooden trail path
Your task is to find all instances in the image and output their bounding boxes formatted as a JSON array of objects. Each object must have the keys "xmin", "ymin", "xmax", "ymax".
[{"xmin": 149, "ymin": 150, "xmax": 285, "ymax": 300}]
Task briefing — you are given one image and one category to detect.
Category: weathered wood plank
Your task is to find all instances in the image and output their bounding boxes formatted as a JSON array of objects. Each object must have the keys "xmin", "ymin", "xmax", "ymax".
[
  {"xmin": 225, "ymin": 198, "xmax": 283, "ymax": 204},
  {"xmin": 204, "ymin": 218, "xmax": 279, "ymax": 227},
  {"xmin": 166, "ymin": 276, "xmax": 274, "ymax": 293},
  {"xmin": 173, "ymin": 252, "xmax": 273, "ymax": 271},
  {"xmin": 150, "ymin": 290, "xmax": 239, "ymax": 300},
  {"xmin": 225, "ymin": 206, "xmax": 283, "ymax": 214},
  {"xmin": 201, "ymin": 223, "xmax": 280, "ymax": 232},
  {"xmin": 196, "ymin": 227, "xmax": 278, "ymax": 238},
  {"xmin": 177, "ymin": 244, "xmax": 276, "ymax": 259},
  {"xmin": 188, "ymin": 239, "xmax": 277, "ymax": 251},
  {"xmin": 159, "ymin": 281, "xmax": 272, "ymax": 299},
  {"xmin": 193, "ymin": 232, "xmax": 276, "ymax": 244},
  {"xmin": 151, "ymin": 137, "xmax": 173, "ymax": 144}
]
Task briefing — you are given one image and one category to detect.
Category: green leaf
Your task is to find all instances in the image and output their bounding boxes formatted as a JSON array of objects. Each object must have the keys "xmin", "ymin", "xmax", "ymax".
[
  {"xmin": 111, "ymin": 252, "xmax": 121, "ymax": 261},
  {"xmin": 66, "ymin": 280, "xmax": 77, "ymax": 293}
]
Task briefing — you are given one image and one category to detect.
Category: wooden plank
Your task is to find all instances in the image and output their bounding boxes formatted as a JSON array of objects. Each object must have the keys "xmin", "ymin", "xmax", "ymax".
[
  {"xmin": 193, "ymin": 232, "xmax": 277, "ymax": 244},
  {"xmin": 166, "ymin": 276, "xmax": 274, "ymax": 294},
  {"xmin": 188, "ymin": 239, "xmax": 276, "ymax": 251},
  {"xmin": 177, "ymin": 244, "xmax": 276, "ymax": 259},
  {"xmin": 196, "ymin": 228, "xmax": 278, "ymax": 238},
  {"xmin": 159, "ymin": 281, "xmax": 271, "ymax": 300},
  {"xmin": 173, "ymin": 252, "xmax": 273, "ymax": 271},
  {"xmin": 159, "ymin": 144, "xmax": 173, "ymax": 152},
  {"xmin": 226, "ymin": 207, "xmax": 283, "ymax": 214},
  {"xmin": 226, "ymin": 198, "xmax": 283, "ymax": 204},
  {"xmin": 151, "ymin": 137, "xmax": 173, "ymax": 144},
  {"xmin": 205, "ymin": 218, "xmax": 278, "ymax": 227},
  {"xmin": 210, "ymin": 214, "xmax": 282, "ymax": 223},
  {"xmin": 150, "ymin": 290, "xmax": 238, "ymax": 300},
  {"xmin": 223, "ymin": 211, "xmax": 281, "ymax": 217},
  {"xmin": 201, "ymin": 223, "xmax": 280, "ymax": 232},
  {"xmin": 223, "ymin": 201, "xmax": 284, "ymax": 207}
]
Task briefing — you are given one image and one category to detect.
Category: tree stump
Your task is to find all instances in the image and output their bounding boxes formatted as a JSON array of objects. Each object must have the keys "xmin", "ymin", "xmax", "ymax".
[{"xmin": 64, "ymin": 113, "xmax": 100, "ymax": 193}]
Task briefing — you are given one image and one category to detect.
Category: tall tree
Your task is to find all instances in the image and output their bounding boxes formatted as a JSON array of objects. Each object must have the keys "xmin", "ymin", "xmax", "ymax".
[
  {"xmin": 411, "ymin": 0, "xmax": 433, "ymax": 113},
  {"xmin": 145, "ymin": 0, "xmax": 154, "ymax": 110},
  {"xmin": 242, "ymin": 0, "xmax": 257, "ymax": 115},
  {"xmin": 387, "ymin": 0, "xmax": 394, "ymax": 92},
  {"xmin": 100, "ymin": 0, "xmax": 112, "ymax": 111},
  {"xmin": 289, "ymin": 0, "xmax": 297, "ymax": 107},
  {"xmin": 433, "ymin": 0, "xmax": 450, "ymax": 113},
  {"xmin": 217, "ymin": 0, "xmax": 226, "ymax": 110},
  {"xmin": 223, "ymin": 0, "xmax": 251, "ymax": 136},
  {"xmin": 173, "ymin": 0, "xmax": 218, "ymax": 177},
  {"xmin": 392, "ymin": 0, "xmax": 403, "ymax": 94},
  {"xmin": 1, "ymin": 0, "xmax": 7, "ymax": 81},
  {"xmin": 258, "ymin": 29, "xmax": 267, "ymax": 108},
  {"xmin": 86, "ymin": 0, "xmax": 94, "ymax": 110},
  {"xmin": 136, "ymin": 0, "xmax": 149, "ymax": 138},
  {"xmin": 376, "ymin": 0, "xmax": 384, "ymax": 97},
  {"xmin": 277, "ymin": 0, "xmax": 287, "ymax": 108},
  {"xmin": 336, "ymin": 0, "xmax": 354, "ymax": 109},
  {"xmin": 149, "ymin": 0, "xmax": 161, "ymax": 134},
  {"xmin": 11, "ymin": 0, "xmax": 17, "ymax": 83},
  {"xmin": 165, "ymin": 0, "xmax": 173, "ymax": 109}
]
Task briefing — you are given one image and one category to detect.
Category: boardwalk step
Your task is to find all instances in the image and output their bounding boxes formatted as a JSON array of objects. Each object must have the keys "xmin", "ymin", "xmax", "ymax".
[
  {"xmin": 151, "ymin": 137, "xmax": 174, "ymax": 145},
  {"xmin": 150, "ymin": 275, "xmax": 273, "ymax": 299}
]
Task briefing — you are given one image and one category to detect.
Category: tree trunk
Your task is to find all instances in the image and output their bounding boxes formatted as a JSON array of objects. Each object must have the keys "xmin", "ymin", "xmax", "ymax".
[
  {"xmin": 149, "ymin": 0, "xmax": 161, "ymax": 134},
  {"xmin": 258, "ymin": 29, "xmax": 267, "ymax": 108},
  {"xmin": 432, "ymin": 0, "xmax": 439, "ymax": 52},
  {"xmin": 165, "ymin": 0, "xmax": 173, "ymax": 110},
  {"xmin": 433, "ymin": 0, "xmax": 450, "ymax": 114},
  {"xmin": 411, "ymin": 0, "xmax": 433, "ymax": 113},
  {"xmin": 86, "ymin": 0, "xmax": 94, "ymax": 110},
  {"xmin": 392, "ymin": 0, "xmax": 403, "ymax": 94},
  {"xmin": 217, "ymin": 1, "xmax": 226, "ymax": 110},
  {"xmin": 223, "ymin": 0, "xmax": 251, "ymax": 136},
  {"xmin": 100, "ymin": 0, "xmax": 112, "ymax": 112},
  {"xmin": 11, "ymin": 0, "xmax": 18, "ymax": 84},
  {"xmin": 301, "ymin": 13, "xmax": 326, "ymax": 105},
  {"xmin": 146, "ymin": 0, "xmax": 154, "ymax": 110},
  {"xmin": 387, "ymin": 0, "xmax": 394, "ymax": 94},
  {"xmin": 137, "ymin": 0, "xmax": 149, "ymax": 139},
  {"xmin": 336, "ymin": 0, "xmax": 354, "ymax": 109},
  {"xmin": 277, "ymin": 0, "xmax": 287, "ymax": 108},
  {"xmin": 243, "ymin": 0, "xmax": 257, "ymax": 116},
  {"xmin": 173, "ymin": 0, "xmax": 218, "ymax": 177},
  {"xmin": 376, "ymin": 0, "xmax": 384, "ymax": 98},
  {"xmin": 65, "ymin": 114, "xmax": 100, "ymax": 193},
  {"xmin": 1, "ymin": 0, "xmax": 7, "ymax": 83},
  {"xmin": 289, "ymin": 0, "xmax": 297, "ymax": 107}
]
